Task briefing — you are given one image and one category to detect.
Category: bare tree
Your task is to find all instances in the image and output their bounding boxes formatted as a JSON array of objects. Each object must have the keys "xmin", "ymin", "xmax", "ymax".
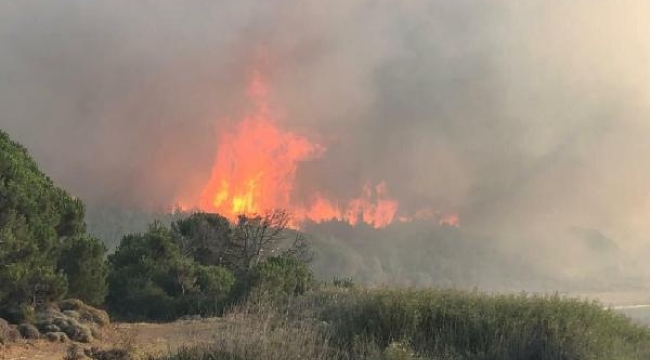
[{"xmin": 223, "ymin": 209, "xmax": 311, "ymax": 272}]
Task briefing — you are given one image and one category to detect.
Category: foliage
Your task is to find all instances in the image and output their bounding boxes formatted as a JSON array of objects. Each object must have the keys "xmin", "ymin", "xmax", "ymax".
[
  {"xmin": 58, "ymin": 235, "xmax": 108, "ymax": 306},
  {"xmin": 107, "ymin": 209, "xmax": 313, "ymax": 320},
  {"xmin": 0, "ymin": 129, "xmax": 106, "ymax": 312},
  {"xmin": 240, "ymin": 256, "xmax": 314, "ymax": 302},
  {"xmin": 107, "ymin": 223, "xmax": 234, "ymax": 321},
  {"xmin": 150, "ymin": 288, "xmax": 650, "ymax": 360},
  {"xmin": 172, "ymin": 213, "xmax": 232, "ymax": 266},
  {"xmin": 320, "ymin": 288, "xmax": 650, "ymax": 360},
  {"xmin": 86, "ymin": 204, "xmax": 189, "ymax": 252}
]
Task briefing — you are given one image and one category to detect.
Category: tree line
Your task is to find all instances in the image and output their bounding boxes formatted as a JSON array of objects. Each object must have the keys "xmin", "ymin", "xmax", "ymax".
[{"xmin": 0, "ymin": 129, "xmax": 312, "ymax": 322}]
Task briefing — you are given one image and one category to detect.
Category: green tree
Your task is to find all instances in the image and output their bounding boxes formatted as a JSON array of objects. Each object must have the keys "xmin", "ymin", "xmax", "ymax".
[
  {"xmin": 0, "ymin": 129, "xmax": 101, "ymax": 312},
  {"xmin": 107, "ymin": 222, "xmax": 234, "ymax": 320},
  {"xmin": 171, "ymin": 213, "xmax": 232, "ymax": 266},
  {"xmin": 58, "ymin": 235, "xmax": 108, "ymax": 306}
]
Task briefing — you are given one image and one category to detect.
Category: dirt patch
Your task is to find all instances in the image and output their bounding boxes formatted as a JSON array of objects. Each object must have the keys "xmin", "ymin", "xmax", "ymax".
[{"xmin": 0, "ymin": 318, "xmax": 229, "ymax": 360}]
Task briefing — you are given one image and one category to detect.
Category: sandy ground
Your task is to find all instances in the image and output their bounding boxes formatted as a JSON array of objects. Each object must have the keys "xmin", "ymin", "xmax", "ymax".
[{"xmin": 0, "ymin": 317, "xmax": 231, "ymax": 360}]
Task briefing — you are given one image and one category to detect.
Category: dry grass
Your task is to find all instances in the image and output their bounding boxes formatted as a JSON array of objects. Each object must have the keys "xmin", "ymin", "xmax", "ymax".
[
  {"xmin": 0, "ymin": 339, "xmax": 69, "ymax": 360},
  {"xmin": 151, "ymin": 304, "xmax": 336, "ymax": 360},
  {"xmin": 0, "ymin": 318, "xmax": 234, "ymax": 360}
]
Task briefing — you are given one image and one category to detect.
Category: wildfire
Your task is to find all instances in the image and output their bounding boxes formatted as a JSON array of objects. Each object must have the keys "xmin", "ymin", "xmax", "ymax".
[{"xmin": 188, "ymin": 71, "xmax": 458, "ymax": 228}]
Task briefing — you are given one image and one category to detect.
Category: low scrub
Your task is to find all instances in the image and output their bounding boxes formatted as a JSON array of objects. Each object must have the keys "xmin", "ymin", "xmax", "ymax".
[
  {"xmin": 151, "ymin": 288, "xmax": 650, "ymax": 360},
  {"xmin": 320, "ymin": 288, "xmax": 650, "ymax": 360},
  {"xmin": 150, "ymin": 305, "xmax": 334, "ymax": 360}
]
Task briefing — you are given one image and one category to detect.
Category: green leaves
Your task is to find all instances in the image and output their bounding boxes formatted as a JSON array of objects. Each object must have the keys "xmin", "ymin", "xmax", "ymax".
[
  {"xmin": 107, "ymin": 222, "xmax": 235, "ymax": 321},
  {"xmin": 0, "ymin": 129, "xmax": 105, "ymax": 310},
  {"xmin": 58, "ymin": 235, "xmax": 108, "ymax": 306}
]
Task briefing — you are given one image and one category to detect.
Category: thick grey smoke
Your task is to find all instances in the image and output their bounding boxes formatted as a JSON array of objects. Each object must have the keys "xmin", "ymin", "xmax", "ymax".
[{"xmin": 2, "ymin": 0, "xmax": 650, "ymax": 287}]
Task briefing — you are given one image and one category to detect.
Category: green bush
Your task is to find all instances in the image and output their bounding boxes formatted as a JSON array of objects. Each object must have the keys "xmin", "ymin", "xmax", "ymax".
[
  {"xmin": 321, "ymin": 289, "xmax": 650, "ymax": 360},
  {"xmin": 171, "ymin": 213, "xmax": 232, "ymax": 267},
  {"xmin": 107, "ymin": 223, "xmax": 235, "ymax": 321},
  {"xmin": 240, "ymin": 256, "xmax": 314, "ymax": 302}
]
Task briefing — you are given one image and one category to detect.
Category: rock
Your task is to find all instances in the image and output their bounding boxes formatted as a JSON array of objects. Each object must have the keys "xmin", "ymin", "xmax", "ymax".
[
  {"xmin": 87, "ymin": 347, "xmax": 132, "ymax": 360},
  {"xmin": 35, "ymin": 307, "xmax": 66, "ymax": 331},
  {"xmin": 65, "ymin": 344, "xmax": 91, "ymax": 360},
  {"xmin": 45, "ymin": 331, "xmax": 69, "ymax": 343},
  {"xmin": 41, "ymin": 324, "xmax": 62, "ymax": 333},
  {"xmin": 17, "ymin": 323, "xmax": 40, "ymax": 339},
  {"xmin": 64, "ymin": 310, "xmax": 81, "ymax": 320},
  {"xmin": 87, "ymin": 323, "xmax": 102, "ymax": 340},
  {"xmin": 55, "ymin": 317, "xmax": 92, "ymax": 343},
  {"xmin": 58, "ymin": 299, "xmax": 110, "ymax": 327},
  {"xmin": 69, "ymin": 324, "xmax": 93, "ymax": 343},
  {"xmin": 0, "ymin": 318, "xmax": 21, "ymax": 344},
  {"xmin": 53, "ymin": 316, "xmax": 79, "ymax": 331}
]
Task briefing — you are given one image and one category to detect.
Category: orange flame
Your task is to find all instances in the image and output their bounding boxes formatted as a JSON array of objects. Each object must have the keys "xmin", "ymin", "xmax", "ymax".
[{"xmin": 188, "ymin": 72, "xmax": 458, "ymax": 228}]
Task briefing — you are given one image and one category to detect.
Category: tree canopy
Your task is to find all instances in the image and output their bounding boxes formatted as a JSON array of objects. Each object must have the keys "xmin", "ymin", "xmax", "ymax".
[{"xmin": 0, "ymin": 129, "xmax": 107, "ymax": 312}]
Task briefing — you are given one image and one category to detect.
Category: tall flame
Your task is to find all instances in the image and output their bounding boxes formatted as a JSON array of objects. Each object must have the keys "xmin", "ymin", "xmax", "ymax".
[{"xmin": 189, "ymin": 72, "xmax": 458, "ymax": 228}]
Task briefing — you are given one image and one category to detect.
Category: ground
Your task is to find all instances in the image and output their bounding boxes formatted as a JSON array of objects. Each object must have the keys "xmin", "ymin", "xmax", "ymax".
[
  {"xmin": 2, "ymin": 291, "xmax": 650, "ymax": 360},
  {"xmin": 0, "ymin": 317, "xmax": 232, "ymax": 360}
]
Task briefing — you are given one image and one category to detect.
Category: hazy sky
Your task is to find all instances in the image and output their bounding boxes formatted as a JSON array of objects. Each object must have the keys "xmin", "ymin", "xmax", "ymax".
[{"xmin": 1, "ymin": 0, "xmax": 650, "ymax": 264}]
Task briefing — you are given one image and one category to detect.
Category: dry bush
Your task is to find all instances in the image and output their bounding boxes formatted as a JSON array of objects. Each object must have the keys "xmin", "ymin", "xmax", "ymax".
[{"xmin": 151, "ymin": 303, "xmax": 336, "ymax": 360}]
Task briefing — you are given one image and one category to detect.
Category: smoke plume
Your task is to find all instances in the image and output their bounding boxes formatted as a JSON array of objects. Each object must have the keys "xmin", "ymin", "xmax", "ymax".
[{"xmin": 2, "ymin": 0, "xmax": 650, "ymax": 288}]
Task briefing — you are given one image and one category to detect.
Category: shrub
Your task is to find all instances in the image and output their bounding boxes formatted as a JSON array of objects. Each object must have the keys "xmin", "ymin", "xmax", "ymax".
[
  {"xmin": 240, "ymin": 256, "xmax": 314, "ymax": 302},
  {"xmin": 0, "ymin": 303, "xmax": 35, "ymax": 324},
  {"xmin": 332, "ymin": 277, "xmax": 356, "ymax": 289},
  {"xmin": 185, "ymin": 265, "xmax": 235, "ymax": 315},
  {"xmin": 171, "ymin": 213, "xmax": 232, "ymax": 267},
  {"xmin": 17, "ymin": 323, "xmax": 40, "ymax": 339},
  {"xmin": 321, "ymin": 289, "xmax": 650, "ymax": 360},
  {"xmin": 149, "ymin": 305, "xmax": 334, "ymax": 360},
  {"xmin": 58, "ymin": 236, "xmax": 109, "ymax": 306},
  {"xmin": 108, "ymin": 222, "xmax": 237, "ymax": 321}
]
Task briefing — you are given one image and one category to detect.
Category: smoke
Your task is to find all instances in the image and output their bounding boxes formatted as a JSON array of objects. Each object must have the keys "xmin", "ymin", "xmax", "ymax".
[{"xmin": 2, "ymin": 0, "xmax": 650, "ymax": 286}]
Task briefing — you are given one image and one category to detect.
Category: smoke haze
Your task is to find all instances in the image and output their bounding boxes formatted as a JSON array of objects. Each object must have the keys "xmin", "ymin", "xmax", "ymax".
[{"xmin": 2, "ymin": 0, "xmax": 650, "ymax": 287}]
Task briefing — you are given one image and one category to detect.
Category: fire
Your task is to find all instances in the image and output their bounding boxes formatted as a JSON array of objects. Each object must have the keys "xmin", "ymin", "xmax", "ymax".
[
  {"xmin": 189, "ymin": 71, "xmax": 458, "ymax": 228},
  {"xmin": 198, "ymin": 72, "xmax": 321, "ymax": 217},
  {"xmin": 301, "ymin": 182, "xmax": 399, "ymax": 228}
]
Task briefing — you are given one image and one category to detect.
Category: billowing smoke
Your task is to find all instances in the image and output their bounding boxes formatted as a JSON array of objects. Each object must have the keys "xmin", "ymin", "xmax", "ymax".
[{"xmin": 2, "ymin": 0, "xmax": 650, "ymax": 289}]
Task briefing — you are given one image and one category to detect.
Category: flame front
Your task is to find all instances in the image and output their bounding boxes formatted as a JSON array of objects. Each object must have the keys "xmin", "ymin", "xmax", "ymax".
[
  {"xmin": 191, "ymin": 72, "xmax": 458, "ymax": 228},
  {"xmin": 198, "ymin": 72, "xmax": 321, "ymax": 218}
]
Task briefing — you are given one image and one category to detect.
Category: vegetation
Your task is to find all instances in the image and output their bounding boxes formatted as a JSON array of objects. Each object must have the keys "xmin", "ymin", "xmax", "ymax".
[
  {"xmin": 0, "ymin": 130, "xmax": 106, "ymax": 314},
  {"xmin": 0, "ymin": 129, "xmax": 313, "ymax": 323},
  {"xmin": 106, "ymin": 222, "xmax": 235, "ymax": 320},
  {"xmin": 2, "ymin": 129, "xmax": 650, "ymax": 360},
  {"xmin": 106, "ymin": 211, "xmax": 312, "ymax": 320},
  {"xmin": 151, "ymin": 288, "xmax": 650, "ymax": 360},
  {"xmin": 321, "ymin": 289, "xmax": 650, "ymax": 359}
]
